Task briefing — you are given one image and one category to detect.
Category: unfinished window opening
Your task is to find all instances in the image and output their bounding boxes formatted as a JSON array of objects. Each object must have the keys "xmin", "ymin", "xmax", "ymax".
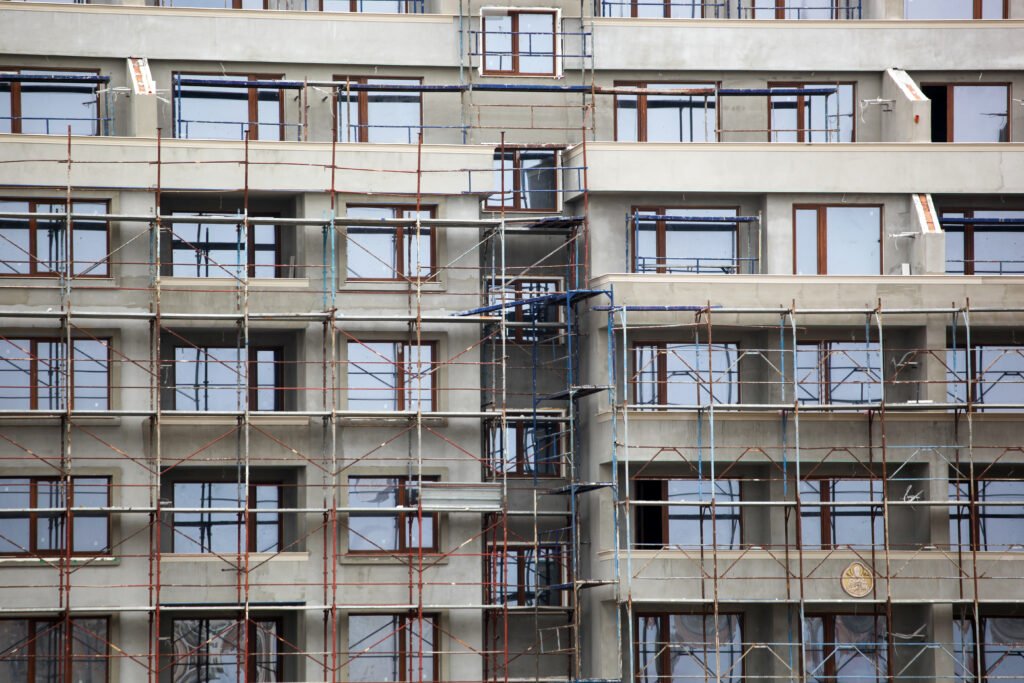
[
  {"xmin": 0, "ymin": 69, "xmax": 101, "ymax": 136},
  {"xmin": 769, "ymin": 82, "xmax": 855, "ymax": 143},
  {"xmin": 164, "ymin": 341, "xmax": 283, "ymax": 412},
  {"xmin": 804, "ymin": 614, "xmax": 888, "ymax": 683},
  {"xmin": 739, "ymin": 0, "xmax": 859, "ymax": 18},
  {"xmin": 633, "ymin": 342, "xmax": 740, "ymax": 407},
  {"xmin": 486, "ymin": 277, "xmax": 562, "ymax": 342},
  {"xmin": 616, "ymin": 82, "xmax": 718, "ymax": 142},
  {"xmin": 173, "ymin": 73, "xmax": 288, "ymax": 141},
  {"xmin": 0, "ymin": 337, "xmax": 110, "ymax": 410},
  {"xmin": 487, "ymin": 545, "xmax": 565, "ymax": 606},
  {"xmin": 954, "ymin": 616, "xmax": 1024, "ymax": 683},
  {"xmin": 166, "ymin": 212, "xmax": 280, "ymax": 279},
  {"xmin": 943, "ymin": 210, "xmax": 1024, "ymax": 275},
  {"xmin": 0, "ymin": 477, "xmax": 110, "ymax": 556},
  {"xmin": 481, "ymin": 10, "xmax": 558, "ymax": 76},
  {"xmin": 169, "ymin": 481, "xmax": 282, "ymax": 554},
  {"xmin": 792, "ymin": 340, "xmax": 882, "ymax": 405},
  {"xmin": 637, "ymin": 613, "xmax": 743, "ymax": 683},
  {"xmin": 347, "ymin": 613, "xmax": 438, "ymax": 682},
  {"xmin": 345, "ymin": 205, "xmax": 434, "ymax": 281},
  {"xmin": 905, "ymin": 0, "xmax": 1006, "ymax": 19},
  {"xmin": 169, "ymin": 616, "xmax": 282, "ymax": 683},
  {"xmin": 922, "ymin": 83, "xmax": 1011, "ymax": 142},
  {"xmin": 800, "ymin": 478, "xmax": 884, "ymax": 550},
  {"xmin": 487, "ymin": 148, "xmax": 559, "ymax": 212},
  {"xmin": 346, "ymin": 341, "xmax": 435, "ymax": 411},
  {"xmin": 949, "ymin": 476, "xmax": 1024, "ymax": 552},
  {"xmin": 0, "ymin": 617, "xmax": 109, "ymax": 682},
  {"xmin": 631, "ymin": 207, "xmax": 741, "ymax": 274},
  {"xmin": 486, "ymin": 416, "xmax": 564, "ymax": 477},
  {"xmin": 0, "ymin": 199, "xmax": 108, "ymax": 277},
  {"xmin": 335, "ymin": 77, "xmax": 423, "ymax": 143},
  {"xmin": 347, "ymin": 476, "xmax": 437, "ymax": 553},
  {"xmin": 634, "ymin": 478, "xmax": 742, "ymax": 550},
  {"xmin": 946, "ymin": 345, "xmax": 1024, "ymax": 409},
  {"xmin": 794, "ymin": 205, "xmax": 882, "ymax": 275}
]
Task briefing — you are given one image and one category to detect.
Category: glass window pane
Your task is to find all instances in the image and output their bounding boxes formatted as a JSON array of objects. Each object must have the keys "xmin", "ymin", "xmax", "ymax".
[
  {"xmin": 349, "ymin": 615, "xmax": 400, "ymax": 682},
  {"xmin": 952, "ymin": 618, "xmax": 975, "ymax": 682},
  {"xmin": 254, "ymin": 349, "xmax": 278, "ymax": 411},
  {"xmin": 944, "ymin": 216, "xmax": 966, "ymax": 273},
  {"xmin": 972, "ymin": 210, "xmax": 1024, "ymax": 275},
  {"xmin": 349, "ymin": 478, "xmax": 399, "ymax": 551},
  {"xmin": 255, "ymin": 485, "xmax": 280, "ymax": 553},
  {"xmin": 948, "ymin": 481, "xmax": 971, "ymax": 550},
  {"xmin": 483, "ymin": 16, "xmax": 513, "ymax": 73},
  {"xmin": 799, "ymin": 480, "xmax": 823, "ymax": 549},
  {"xmin": 404, "ymin": 342, "xmax": 433, "ymax": 411},
  {"xmin": 770, "ymin": 91, "xmax": 800, "ymax": 143},
  {"xmin": 637, "ymin": 616, "xmax": 661, "ymax": 683},
  {"xmin": 173, "ymin": 482, "xmax": 244, "ymax": 553},
  {"xmin": 825, "ymin": 206, "xmax": 880, "ymax": 275},
  {"xmin": 366, "ymin": 78, "xmax": 420, "ymax": 144},
  {"xmin": 0, "ymin": 84, "xmax": 11, "ymax": 134},
  {"xmin": 662, "ymin": 343, "xmax": 738, "ymax": 405},
  {"xmin": 35, "ymin": 203, "xmax": 66, "ymax": 275},
  {"xmin": 666, "ymin": 479, "xmax": 740, "ymax": 549},
  {"xmin": 834, "ymin": 615, "xmax": 887, "ymax": 683},
  {"xmin": 795, "ymin": 343, "xmax": 823, "ymax": 404},
  {"xmin": 173, "ymin": 347, "xmax": 245, "ymax": 411},
  {"xmin": 71, "ymin": 202, "xmax": 108, "ymax": 277},
  {"xmin": 0, "ymin": 478, "xmax": 31, "ymax": 553},
  {"xmin": 36, "ymin": 480, "xmax": 66, "ymax": 552},
  {"xmin": 72, "ymin": 340, "xmax": 108, "ymax": 410},
  {"xmin": 177, "ymin": 74, "xmax": 251, "ymax": 140},
  {"xmin": 519, "ymin": 150, "xmax": 557, "ymax": 211},
  {"xmin": 663, "ymin": 209, "xmax": 738, "ymax": 274},
  {"xmin": 977, "ymin": 481, "xmax": 1024, "ymax": 551},
  {"xmin": 616, "ymin": 94, "xmax": 639, "ymax": 142},
  {"xmin": 347, "ymin": 206, "xmax": 399, "ymax": 280},
  {"xmin": 784, "ymin": 0, "xmax": 834, "ymax": 19},
  {"xmin": 976, "ymin": 346, "xmax": 1024, "ymax": 406},
  {"xmin": 172, "ymin": 619, "xmax": 243, "ymax": 683},
  {"xmin": 831, "ymin": 479, "xmax": 883, "ymax": 549},
  {"xmin": 348, "ymin": 342, "xmax": 398, "ymax": 411},
  {"xmin": 256, "ymin": 87, "xmax": 282, "ymax": 141},
  {"xmin": 171, "ymin": 215, "xmax": 246, "ymax": 279},
  {"xmin": 35, "ymin": 341, "xmax": 66, "ymax": 411},
  {"xmin": 406, "ymin": 615, "xmax": 435, "ymax": 681},
  {"xmin": 647, "ymin": 83, "xmax": 716, "ymax": 143},
  {"xmin": 0, "ymin": 339, "xmax": 32, "ymax": 409},
  {"xmin": 518, "ymin": 13, "xmax": 555, "ymax": 75},
  {"xmin": 20, "ymin": 70, "xmax": 98, "ymax": 136},
  {"xmin": 253, "ymin": 224, "xmax": 277, "ymax": 278},
  {"xmin": 795, "ymin": 208, "xmax": 819, "ymax": 274},
  {"xmin": 906, "ymin": 0, "xmax": 974, "ymax": 18},
  {"xmin": 34, "ymin": 620, "xmax": 66, "ymax": 682},
  {"xmin": 253, "ymin": 620, "xmax": 279, "ymax": 681},
  {"xmin": 985, "ymin": 618, "xmax": 1024, "ymax": 681},
  {"xmin": 634, "ymin": 345, "xmax": 660, "ymax": 406},
  {"xmin": 0, "ymin": 200, "xmax": 30, "ymax": 275},
  {"xmin": 72, "ymin": 478, "xmax": 108, "ymax": 553},
  {"xmin": 668, "ymin": 614, "xmax": 741, "ymax": 683},
  {"xmin": 952, "ymin": 85, "xmax": 1009, "ymax": 143},
  {"xmin": 827, "ymin": 341, "xmax": 881, "ymax": 404}
]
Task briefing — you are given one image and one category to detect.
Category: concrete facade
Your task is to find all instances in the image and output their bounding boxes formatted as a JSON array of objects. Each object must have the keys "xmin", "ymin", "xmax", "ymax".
[{"xmin": 0, "ymin": 0, "xmax": 1022, "ymax": 682}]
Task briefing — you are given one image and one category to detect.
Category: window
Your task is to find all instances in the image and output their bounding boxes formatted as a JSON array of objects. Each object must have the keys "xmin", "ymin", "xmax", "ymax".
[
  {"xmin": 0, "ymin": 618, "xmax": 108, "ymax": 682},
  {"xmin": 906, "ymin": 0, "xmax": 1006, "ymax": 19},
  {"xmin": 921, "ymin": 83, "xmax": 1011, "ymax": 142},
  {"xmin": 173, "ymin": 73, "xmax": 286, "ymax": 141},
  {"xmin": 0, "ymin": 338, "xmax": 110, "ymax": 410},
  {"xmin": 0, "ymin": 69, "xmax": 100, "ymax": 136},
  {"xmin": 616, "ymin": 82, "xmax": 718, "ymax": 143},
  {"xmin": 346, "ymin": 205, "xmax": 434, "ymax": 281},
  {"xmin": 487, "ymin": 278, "xmax": 561, "ymax": 342},
  {"xmin": 943, "ymin": 210, "xmax": 1024, "ymax": 274},
  {"xmin": 486, "ymin": 417, "xmax": 563, "ymax": 477},
  {"xmin": 633, "ymin": 342, "xmax": 740, "ymax": 407},
  {"xmin": 167, "ymin": 344, "xmax": 281, "ymax": 411},
  {"xmin": 488, "ymin": 545, "xmax": 564, "ymax": 605},
  {"xmin": 637, "ymin": 613, "xmax": 742, "ymax": 683},
  {"xmin": 323, "ymin": 0, "xmax": 421, "ymax": 12},
  {"xmin": 168, "ymin": 212, "xmax": 279, "ymax": 278},
  {"xmin": 170, "ymin": 617, "xmax": 280, "ymax": 683},
  {"xmin": 954, "ymin": 617, "xmax": 1024, "ymax": 683},
  {"xmin": 171, "ymin": 482, "xmax": 280, "ymax": 553},
  {"xmin": 804, "ymin": 614, "xmax": 888, "ymax": 683},
  {"xmin": 160, "ymin": 0, "xmax": 263, "ymax": 7},
  {"xmin": 347, "ymin": 341, "xmax": 435, "ymax": 411},
  {"xmin": 635, "ymin": 479, "xmax": 741, "ymax": 550},
  {"xmin": 347, "ymin": 613, "xmax": 437, "ymax": 682},
  {"xmin": 946, "ymin": 345, "xmax": 1024, "ymax": 408},
  {"xmin": 487, "ymin": 148, "xmax": 558, "ymax": 212},
  {"xmin": 0, "ymin": 199, "xmax": 108, "ymax": 277},
  {"xmin": 631, "ymin": 208, "xmax": 741, "ymax": 274},
  {"xmin": 347, "ymin": 477, "xmax": 435, "ymax": 553},
  {"xmin": 600, "ymin": 0, "xmax": 711, "ymax": 18},
  {"xmin": 793, "ymin": 341, "xmax": 882, "ymax": 405},
  {"xmin": 481, "ymin": 11, "xmax": 557, "ymax": 77},
  {"xmin": 336, "ymin": 77, "xmax": 422, "ymax": 143},
  {"xmin": 794, "ymin": 205, "xmax": 882, "ymax": 275},
  {"xmin": 0, "ymin": 477, "xmax": 110, "ymax": 555},
  {"xmin": 800, "ymin": 479, "xmax": 883, "ymax": 550},
  {"xmin": 769, "ymin": 83, "xmax": 855, "ymax": 143},
  {"xmin": 949, "ymin": 478, "xmax": 1024, "ymax": 551},
  {"xmin": 740, "ymin": 0, "xmax": 859, "ymax": 19}
]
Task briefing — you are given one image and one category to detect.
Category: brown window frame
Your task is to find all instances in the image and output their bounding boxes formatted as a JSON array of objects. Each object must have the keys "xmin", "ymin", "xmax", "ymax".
[
  {"xmin": 0, "ymin": 198, "xmax": 110, "ymax": 278},
  {"xmin": 166, "ymin": 343, "xmax": 284, "ymax": 411},
  {"xmin": 485, "ymin": 415, "xmax": 566, "ymax": 478},
  {"xmin": 941, "ymin": 208, "xmax": 1024, "ymax": 275},
  {"xmin": 333, "ymin": 75, "xmax": 424, "ymax": 143},
  {"xmin": 633, "ymin": 478, "xmax": 744, "ymax": 550},
  {"xmin": 0, "ymin": 336, "xmax": 112, "ymax": 410},
  {"xmin": 922, "ymin": 82, "xmax": 1013, "ymax": 143},
  {"xmin": 486, "ymin": 543, "xmax": 566, "ymax": 606},
  {"xmin": 767, "ymin": 81, "xmax": 857, "ymax": 143},
  {"xmin": 792, "ymin": 204, "xmax": 884, "ymax": 275},
  {"xmin": 798, "ymin": 477, "xmax": 885, "ymax": 550},
  {"xmin": 614, "ymin": 81, "xmax": 721, "ymax": 143},
  {"xmin": 0, "ymin": 616, "xmax": 110, "ymax": 682},
  {"xmin": 793, "ymin": 340, "xmax": 882, "ymax": 405},
  {"xmin": 345, "ymin": 204, "xmax": 437, "ymax": 282},
  {"xmin": 166, "ymin": 211, "xmax": 281, "ymax": 279},
  {"xmin": 631, "ymin": 340, "xmax": 742, "ymax": 406},
  {"xmin": 347, "ymin": 475, "xmax": 439, "ymax": 555},
  {"xmin": 0, "ymin": 67, "xmax": 102, "ymax": 136},
  {"xmin": 347, "ymin": 612, "xmax": 440, "ymax": 681},
  {"xmin": 346, "ymin": 339, "xmax": 438, "ymax": 412},
  {"xmin": 0, "ymin": 476, "xmax": 111, "ymax": 557},
  {"xmin": 629, "ymin": 205, "xmax": 741, "ymax": 274},
  {"xmin": 635, "ymin": 611, "xmax": 744, "ymax": 683},
  {"xmin": 905, "ymin": 0, "xmax": 1008, "ymax": 19},
  {"xmin": 481, "ymin": 10, "xmax": 558, "ymax": 77},
  {"xmin": 169, "ymin": 481, "xmax": 283, "ymax": 554},
  {"xmin": 803, "ymin": 612, "xmax": 890, "ymax": 681},
  {"xmin": 485, "ymin": 147, "xmax": 561, "ymax": 213},
  {"xmin": 168, "ymin": 615, "xmax": 282, "ymax": 683},
  {"xmin": 171, "ymin": 71, "xmax": 286, "ymax": 142}
]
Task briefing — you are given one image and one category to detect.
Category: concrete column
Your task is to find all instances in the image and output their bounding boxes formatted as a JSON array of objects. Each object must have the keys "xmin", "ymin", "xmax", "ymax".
[{"xmin": 881, "ymin": 68, "xmax": 930, "ymax": 143}]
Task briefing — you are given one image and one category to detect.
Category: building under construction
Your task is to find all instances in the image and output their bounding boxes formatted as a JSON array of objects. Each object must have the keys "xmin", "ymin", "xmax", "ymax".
[{"xmin": 0, "ymin": 0, "xmax": 1023, "ymax": 681}]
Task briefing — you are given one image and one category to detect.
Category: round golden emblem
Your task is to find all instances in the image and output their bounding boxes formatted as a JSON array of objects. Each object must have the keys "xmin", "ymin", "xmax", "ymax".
[{"xmin": 841, "ymin": 561, "xmax": 874, "ymax": 598}]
